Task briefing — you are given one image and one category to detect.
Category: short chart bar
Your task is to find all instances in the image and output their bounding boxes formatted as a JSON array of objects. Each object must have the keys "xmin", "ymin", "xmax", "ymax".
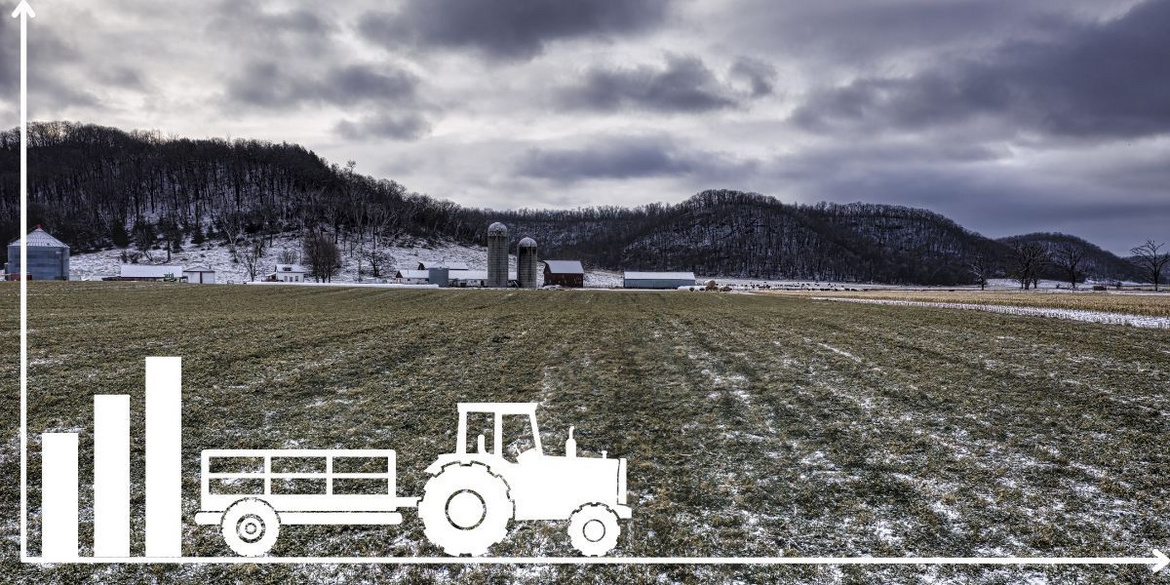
[
  {"xmin": 41, "ymin": 433, "xmax": 79, "ymax": 560},
  {"xmin": 94, "ymin": 395, "xmax": 131, "ymax": 557},
  {"xmin": 145, "ymin": 357, "xmax": 182, "ymax": 557}
]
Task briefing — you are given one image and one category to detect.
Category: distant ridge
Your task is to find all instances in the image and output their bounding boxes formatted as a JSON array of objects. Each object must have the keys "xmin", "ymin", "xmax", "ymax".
[{"xmin": 0, "ymin": 122, "xmax": 1142, "ymax": 285}]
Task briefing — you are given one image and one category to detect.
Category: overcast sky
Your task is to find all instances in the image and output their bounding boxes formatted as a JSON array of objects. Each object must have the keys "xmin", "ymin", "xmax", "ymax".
[{"xmin": 1, "ymin": 0, "xmax": 1167, "ymax": 254}]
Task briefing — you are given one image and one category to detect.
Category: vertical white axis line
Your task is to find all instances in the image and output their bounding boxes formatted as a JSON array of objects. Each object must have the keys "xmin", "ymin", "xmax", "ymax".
[{"xmin": 17, "ymin": 2, "xmax": 30, "ymax": 562}]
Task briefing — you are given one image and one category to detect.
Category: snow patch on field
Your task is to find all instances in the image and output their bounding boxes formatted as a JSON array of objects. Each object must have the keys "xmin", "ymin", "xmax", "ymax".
[{"xmin": 813, "ymin": 297, "xmax": 1170, "ymax": 329}]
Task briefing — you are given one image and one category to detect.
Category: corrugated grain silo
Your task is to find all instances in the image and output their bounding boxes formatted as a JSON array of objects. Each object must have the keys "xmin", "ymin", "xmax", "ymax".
[
  {"xmin": 6, "ymin": 226, "xmax": 70, "ymax": 280},
  {"xmin": 517, "ymin": 237, "xmax": 538, "ymax": 288},
  {"xmin": 487, "ymin": 222, "xmax": 509, "ymax": 288}
]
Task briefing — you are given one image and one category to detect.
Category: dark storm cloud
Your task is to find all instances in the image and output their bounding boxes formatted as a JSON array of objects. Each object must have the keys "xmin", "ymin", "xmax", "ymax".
[
  {"xmin": 558, "ymin": 55, "xmax": 746, "ymax": 113},
  {"xmin": 357, "ymin": 0, "xmax": 671, "ymax": 60},
  {"xmin": 726, "ymin": 0, "xmax": 1093, "ymax": 67},
  {"xmin": 0, "ymin": 25, "xmax": 99, "ymax": 117},
  {"xmin": 729, "ymin": 57, "xmax": 777, "ymax": 98},
  {"xmin": 207, "ymin": 2, "xmax": 335, "ymax": 46},
  {"xmin": 225, "ymin": 62, "xmax": 418, "ymax": 109},
  {"xmin": 516, "ymin": 135, "xmax": 757, "ymax": 181},
  {"xmin": 792, "ymin": 0, "xmax": 1170, "ymax": 139},
  {"xmin": 335, "ymin": 112, "xmax": 431, "ymax": 141}
]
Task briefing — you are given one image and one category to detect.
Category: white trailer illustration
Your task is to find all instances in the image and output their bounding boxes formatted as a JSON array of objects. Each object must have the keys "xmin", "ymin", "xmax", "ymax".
[{"xmin": 195, "ymin": 402, "xmax": 631, "ymax": 557}]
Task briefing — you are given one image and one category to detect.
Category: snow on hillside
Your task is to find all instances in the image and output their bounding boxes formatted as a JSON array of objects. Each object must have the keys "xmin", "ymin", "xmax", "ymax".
[{"xmin": 69, "ymin": 238, "xmax": 631, "ymax": 287}]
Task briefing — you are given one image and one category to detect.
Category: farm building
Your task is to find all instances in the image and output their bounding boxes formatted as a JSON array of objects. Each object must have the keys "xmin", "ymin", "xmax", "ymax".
[
  {"xmin": 543, "ymin": 260, "xmax": 584, "ymax": 288},
  {"xmin": 394, "ymin": 269, "xmax": 430, "ymax": 284},
  {"xmin": 449, "ymin": 270, "xmax": 518, "ymax": 287},
  {"xmin": 268, "ymin": 264, "xmax": 308, "ymax": 283},
  {"xmin": 623, "ymin": 271, "xmax": 697, "ymax": 289},
  {"xmin": 182, "ymin": 265, "xmax": 216, "ymax": 284},
  {"xmin": 417, "ymin": 261, "xmax": 470, "ymax": 271},
  {"xmin": 6, "ymin": 226, "xmax": 70, "ymax": 280},
  {"xmin": 118, "ymin": 265, "xmax": 184, "ymax": 281}
]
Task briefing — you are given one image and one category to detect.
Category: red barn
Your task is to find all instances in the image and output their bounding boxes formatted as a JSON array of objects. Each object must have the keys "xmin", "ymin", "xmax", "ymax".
[{"xmin": 543, "ymin": 260, "xmax": 584, "ymax": 288}]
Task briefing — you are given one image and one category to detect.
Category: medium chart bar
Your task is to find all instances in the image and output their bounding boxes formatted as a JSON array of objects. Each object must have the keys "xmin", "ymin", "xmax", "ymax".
[
  {"xmin": 94, "ymin": 395, "xmax": 131, "ymax": 557},
  {"xmin": 145, "ymin": 357, "xmax": 182, "ymax": 557},
  {"xmin": 41, "ymin": 433, "xmax": 79, "ymax": 560}
]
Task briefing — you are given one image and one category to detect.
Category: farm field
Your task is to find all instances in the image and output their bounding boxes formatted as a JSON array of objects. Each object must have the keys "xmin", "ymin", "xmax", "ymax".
[
  {"xmin": 1, "ymin": 283, "xmax": 1168, "ymax": 583},
  {"xmin": 768, "ymin": 288, "xmax": 1170, "ymax": 318}
]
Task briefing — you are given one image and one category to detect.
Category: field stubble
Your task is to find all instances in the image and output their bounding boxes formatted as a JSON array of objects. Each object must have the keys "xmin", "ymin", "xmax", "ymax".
[{"xmin": 0, "ymin": 282, "xmax": 1167, "ymax": 583}]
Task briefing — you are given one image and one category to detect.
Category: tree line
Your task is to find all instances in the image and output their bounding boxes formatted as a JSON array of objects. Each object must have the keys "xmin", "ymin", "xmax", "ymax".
[{"xmin": 0, "ymin": 122, "xmax": 1160, "ymax": 286}]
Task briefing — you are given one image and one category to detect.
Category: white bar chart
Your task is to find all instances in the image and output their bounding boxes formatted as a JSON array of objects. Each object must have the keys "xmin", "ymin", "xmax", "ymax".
[
  {"xmin": 145, "ymin": 356, "xmax": 183, "ymax": 557},
  {"xmin": 41, "ymin": 432, "xmax": 78, "ymax": 560},
  {"xmin": 93, "ymin": 394, "xmax": 130, "ymax": 557}
]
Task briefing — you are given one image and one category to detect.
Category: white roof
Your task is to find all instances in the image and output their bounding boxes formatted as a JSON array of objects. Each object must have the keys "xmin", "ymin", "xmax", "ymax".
[
  {"xmin": 544, "ymin": 260, "xmax": 584, "ymax": 274},
  {"xmin": 450, "ymin": 270, "xmax": 517, "ymax": 281},
  {"xmin": 624, "ymin": 271, "xmax": 697, "ymax": 281},
  {"xmin": 8, "ymin": 227, "xmax": 69, "ymax": 248},
  {"xmin": 120, "ymin": 265, "xmax": 183, "ymax": 278},
  {"xmin": 418, "ymin": 261, "xmax": 470, "ymax": 271},
  {"xmin": 275, "ymin": 264, "xmax": 307, "ymax": 273},
  {"xmin": 183, "ymin": 265, "xmax": 214, "ymax": 272},
  {"xmin": 396, "ymin": 269, "xmax": 430, "ymax": 279}
]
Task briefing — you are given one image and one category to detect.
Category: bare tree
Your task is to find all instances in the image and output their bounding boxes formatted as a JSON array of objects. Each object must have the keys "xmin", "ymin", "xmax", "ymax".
[
  {"xmin": 1009, "ymin": 241, "xmax": 1048, "ymax": 290},
  {"xmin": 303, "ymin": 232, "xmax": 342, "ymax": 283},
  {"xmin": 240, "ymin": 238, "xmax": 267, "ymax": 282},
  {"xmin": 361, "ymin": 248, "xmax": 382, "ymax": 279},
  {"xmin": 1052, "ymin": 242, "xmax": 1089, "ymax": 289},
  {"xmin": 277, "ymin": 248, "xmax": 298, "ymax": 265},
  {"xmin": 967, "ymin": 253, "xmax": 992, "ymax": 290},
  {"xmin": 215, "ymin": 211, "xmax": 248, "ymax": 263},
  {"xmin": 1130, "ymin": 239, "xmax": 1169, "ymax": 291}
]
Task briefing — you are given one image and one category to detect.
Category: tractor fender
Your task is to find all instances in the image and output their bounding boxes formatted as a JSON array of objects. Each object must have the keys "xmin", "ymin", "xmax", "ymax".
[{"xmin": 424, "ymin": 453, "xmax": 508, "ymax": 476}]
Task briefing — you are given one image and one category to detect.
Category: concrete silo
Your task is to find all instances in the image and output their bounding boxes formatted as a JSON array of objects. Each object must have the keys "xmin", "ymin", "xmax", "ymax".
[
  {"xmin": 517, "ymin": 237, "xmax": 538, "ymax": 288},
  {"xmin": 487, "ymin": 222, "xmax": 509, "ymax": 288}
]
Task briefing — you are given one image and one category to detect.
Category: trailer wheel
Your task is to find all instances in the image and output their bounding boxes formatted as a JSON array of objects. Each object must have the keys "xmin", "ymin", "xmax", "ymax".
[
  {"xmin": 221, "ymin": 498, "xmax": 280, "ymax": 556},
  {"xmin": 419, "ymin": 463, "xmax": 512, "ymax": 556},
  {"xmin": 568, "ymin": 504, "xmax": 620, "ymax": 556}
]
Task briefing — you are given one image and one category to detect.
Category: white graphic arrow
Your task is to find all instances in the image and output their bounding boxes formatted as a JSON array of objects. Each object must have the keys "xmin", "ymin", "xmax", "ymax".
[{"xmin": 12, "ymin": 0, "xmax": 34, "ymax": 561}]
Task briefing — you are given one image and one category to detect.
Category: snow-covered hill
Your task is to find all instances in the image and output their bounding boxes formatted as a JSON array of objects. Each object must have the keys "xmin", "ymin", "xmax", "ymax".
[{"xmin": 68, "ymin": 238, "xmax": 630, "ymax": 288}]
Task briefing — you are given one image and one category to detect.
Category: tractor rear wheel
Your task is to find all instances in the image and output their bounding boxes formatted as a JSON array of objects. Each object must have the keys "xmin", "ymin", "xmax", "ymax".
[
  {"xmin": 568, "ymin": 503, "xmax": 620, "ymax": 556},
  {"xmin": 221, "ymin": 498, "xmax": 280, "ymax": 556},
  {"xmin": 418, "ymin": 463, "xmax": 513, "ymax": 556}
]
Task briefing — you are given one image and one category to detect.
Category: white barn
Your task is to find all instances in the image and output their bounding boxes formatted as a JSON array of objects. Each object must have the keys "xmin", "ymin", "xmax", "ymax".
[
  {"xmin": 182, "ymin": 265, "xmax": 216, "ymax": 284},
  {"xmin": 394, "ymin": 269, "xmax": 430, "ymax": 284},
  {"xmin": 119, "ymin": 265, "xmax": 184, "ymax": 281},
  {"xmin": 623, "ymin": 271, "xmax": 697, "ymax": 289},
  {"xmin": 417, "ymin": 261, "xmax": 470, "ymax": 271}
]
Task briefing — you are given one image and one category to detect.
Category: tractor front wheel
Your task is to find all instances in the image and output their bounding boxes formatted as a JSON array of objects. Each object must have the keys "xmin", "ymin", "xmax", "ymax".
[
  {"xmin": 568, "ymin": 503, "xmax": 620, "ymax": 556},
  {"xmin": 418, "ymin": 463, "xmax": 513, "ymax": 556}
]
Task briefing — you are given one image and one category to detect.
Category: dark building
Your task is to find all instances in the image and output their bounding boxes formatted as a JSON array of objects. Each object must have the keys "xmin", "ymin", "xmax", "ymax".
[
  {"xmin": 6, "ymin": 226, "xmax": 70, "ymax": 280},
  {"xmin": 544, "ymin": 260, "xmax": 584, "ymax": 288}
]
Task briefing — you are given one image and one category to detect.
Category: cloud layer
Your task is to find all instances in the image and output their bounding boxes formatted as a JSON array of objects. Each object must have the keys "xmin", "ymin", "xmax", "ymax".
[{"xmin": 0, "ymin": 0, "xmax": 1167, "ymax": 253}]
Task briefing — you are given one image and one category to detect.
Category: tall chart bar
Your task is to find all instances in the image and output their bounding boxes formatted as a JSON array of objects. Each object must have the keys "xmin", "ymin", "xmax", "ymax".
[
  {"xmin": 41, "ymin": 433, "xmax": 79, "ymax": 560},
  {"xmin": 93, "ymin": 394, "xmax": 131, "ymax": 557},
  {"xmin": 145, "ymin": 357, "xmax": 182, "ymax": 557}
]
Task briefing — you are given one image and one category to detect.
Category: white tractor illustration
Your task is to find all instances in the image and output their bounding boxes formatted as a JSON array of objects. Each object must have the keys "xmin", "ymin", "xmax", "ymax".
[{"xmin": 195, "ymin": 402, "xmax": 631, "ymax": 557}]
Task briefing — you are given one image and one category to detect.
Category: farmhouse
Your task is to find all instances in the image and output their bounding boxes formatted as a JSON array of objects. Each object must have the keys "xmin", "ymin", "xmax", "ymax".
[
  {"xmin": 543, "ymin": 260, "xmax": 584, "ymax": 288},
  {"xmin": 118, "ymin": 265, "xmax": 184, "ymax": 281},
  {"xmin": 417, "ymin": 261, "xmax": 470, "ymax": 271},
  {"xmin": 623, "ymin": 271, "xmax": 697, "ymax": 289},
  {"xmin": 182, "ymin": 265, "xmax": 216, "ymax": 284},
  {"xmin": 394, "ymin": 269, "xmax": 430, "ymax": 284},
  {"xmin": 5, "ymin": 226, "xmax": 70, "ymax": 281},
  {"xmin": 269, "ymin": 264, "xmax": 308, "ymax": 283}
]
